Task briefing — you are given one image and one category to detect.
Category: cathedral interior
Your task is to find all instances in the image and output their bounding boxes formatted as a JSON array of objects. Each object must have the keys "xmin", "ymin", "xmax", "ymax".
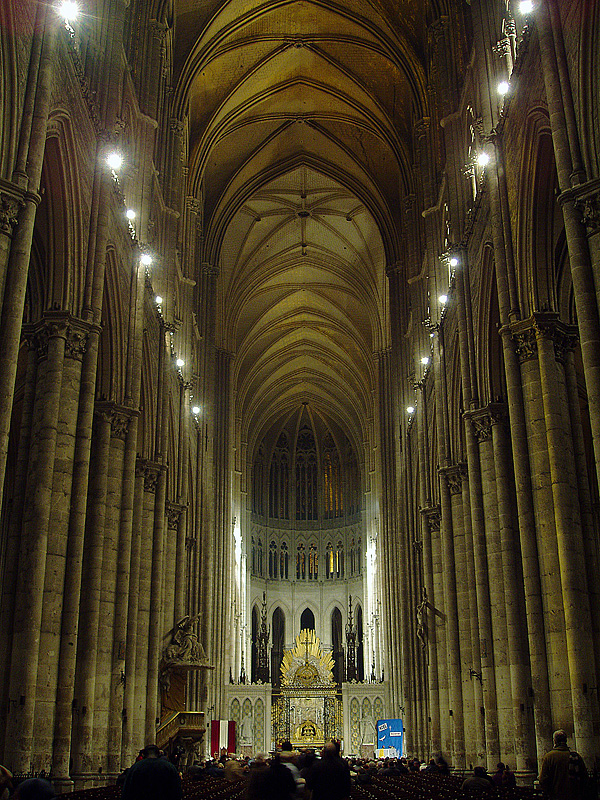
[{"xmin": 0, "ymin": 0, "xmax": 600, "ymax": 788}]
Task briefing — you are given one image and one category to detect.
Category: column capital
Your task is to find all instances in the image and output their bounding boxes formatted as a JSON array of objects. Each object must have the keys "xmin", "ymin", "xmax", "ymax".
[
  {"xmin": 509, "ymin": 313, "xmax": 578, "ymax": 364},
  {"xmin": 0, "ymin": 191, "xmax": 24, "ymax": 236},
  {"xmin": 464, "ymin": 403, "xmax": 507, "ymax": 442},
  {"xmin": 439, "ymin": 462, "xmax": 468, "ymax": 494},
  {"xmin": 420, "ymin": 504, "xmax": 441, "ymax": 533},
  {"xmin": 95, "ymin": 402, "xmax": 138, "ymax": 439},
  {"xmin": 558, "ymin": 177, "xmax": 600, "ymax": 237},
  {"xmin": 23, "ymin": 312, "xmax": 99, "ymax": 362},
  {"xmin": 135, "ymin": 457, "xmax": 165, "ymax": 493},
  {"xmin": 165, "ymin": 500, "xmax": 186, "ymax": 530}
]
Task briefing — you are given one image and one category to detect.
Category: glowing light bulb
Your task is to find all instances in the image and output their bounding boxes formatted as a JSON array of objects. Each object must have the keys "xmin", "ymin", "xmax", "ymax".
[
  {"xmin": 126, "ymin": 209, "xmax": 136, "ymax": 220},
  {"xmin": 59, "ymin": 1, "xmax": 79, "ymax": 23},
  {"xmin": 155, "ymin": 295, "xmax": 163, "ymax": 305},
  {"xmin": 519, "ymin": 0, "xmax": 533, "ymax": 13},
  {"xmin": 497, "ymin": 81, "xmax": 510, "ymax": 96},
  {"xmin": 192, "ymin": 406, "xmax": 200, "ymax": 415},
  {"xmin": 439, "ymin": 294, "xmax": 448, "ymax": 305},
  {"xmin": 140, "ymin": 253, "xmax": 152, "ymax": 266},
  {"xmin": 406, "ymin": 406, "xmax": 415, "ymax": 415},
  {"xmin": 477, "ymin": 152, "xmax": 490, "ymax": 167},
  {"xmin": 421, "ymin": 357, "xmax": 430, "ymax": 365},
  {"xmin": 176, "ymin": 358, "xmax": 185, "ymax": 368},
  {"xmin": 106, "ymin": 152, "xmax": 123, "ymax": 171},
  {"xmin": 449, "ymin": 257, "xmax": 459, "ymax": 268}
]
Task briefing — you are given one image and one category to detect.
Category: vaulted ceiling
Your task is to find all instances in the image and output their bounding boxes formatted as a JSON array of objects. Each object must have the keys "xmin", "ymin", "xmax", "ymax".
[{"xmin": 173, "ymin": 0, "xmax": 430, "ymax": 457}]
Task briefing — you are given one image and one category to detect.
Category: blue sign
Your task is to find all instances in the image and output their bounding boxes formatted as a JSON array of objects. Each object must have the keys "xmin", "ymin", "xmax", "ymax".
[{"xmin": 376, "ymin": 718, "xmax": 404, "ymax": 757}]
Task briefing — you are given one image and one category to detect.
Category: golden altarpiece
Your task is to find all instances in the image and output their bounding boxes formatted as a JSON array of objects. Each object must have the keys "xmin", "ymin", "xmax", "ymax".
[{"xmin": 272, "ymin": 630, "xmax": 342, "ymax": 748}]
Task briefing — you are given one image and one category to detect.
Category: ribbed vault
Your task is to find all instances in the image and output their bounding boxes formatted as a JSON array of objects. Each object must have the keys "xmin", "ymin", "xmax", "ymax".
[{"xmin": 174, "ymin": 0, "xmax": 428, "ymax": 452}]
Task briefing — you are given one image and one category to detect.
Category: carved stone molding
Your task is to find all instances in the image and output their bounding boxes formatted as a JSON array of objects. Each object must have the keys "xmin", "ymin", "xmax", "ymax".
[
  {"xmin": 465, "ymin": 404, "xmax": 507, "ymax": 443},
  {"xmin": 420, "ymin": 504, "xmax": 441, "ymax": 533},
  {"xmin": 23, "ymin": 312, "xmax": 95, "ymax": 363},
  {"xmin": 512, "ymin": 325, "xmax": 537, "ymax": 363},
  {"xmin": 95, "ymin": 402, "xmax": 137, "ymax": 440},
  {"xmin": 559, "ymin": 178, "xmax": 600, "ymax": 237},
  {"xmin": 0, "ymin": 192, "xmax": 23, "ymax": 236},
  {"xmin": 136, "ymin": 457, "xmax": 164, "ymax": 493},
  {"xmin": 201, "ymin": 262, "xmax": 219, "ymax": 279},
  {"xmin": 186, "ymin": 196, "xmax": 201, "ymax": 214},
  {"xmin": 575, "ymin": 193, "xmax": 600, "ymax": 236},
  {"xmin": 166, "ymin": 501, "xmax": 186, "ymax": 530},
  {"xmin": 510, "ymin": 313, "xmax": 578, "ymax": 364},
  {"xmin": 439, "ymin": 462, "xmax": 468, "ymax": 495}
]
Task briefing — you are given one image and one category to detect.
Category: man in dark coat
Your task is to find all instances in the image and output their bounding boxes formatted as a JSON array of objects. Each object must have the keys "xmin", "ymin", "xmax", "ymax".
[
  {"xmin": 121, "ymin": 744, "xmax": 182, "ymax": 800},
  {"xmin": 305, "ymin": 742, "xmax": 351, "ymax": 800},
  {"xmin": 539, "ymin": 729, "xmax": 588, "ymax": 800}
]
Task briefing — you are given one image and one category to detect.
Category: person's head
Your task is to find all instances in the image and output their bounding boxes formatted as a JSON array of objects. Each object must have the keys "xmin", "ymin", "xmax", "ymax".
[
  {"xmin": 473, "ymin": 766, "xmax": 488, "ymax": 778},
  {"xmin": 142, "ymin": 744, "xmax": 161, "ymax": 759},
  {"xmin": 321, "ymin": 742, "xmax": 337, "ymax": 759},
  {"xmin": 13, "ymin": 779, "xmax": 55, "ymax": 800},
  {"xmin": 553, "ymin": 730, "xmax": 568, "ymax": 746},
  {"xmin": 281, "ymin": 740, "xmax": 292, "ymax": 751},
  {"xmin": 496, "ymin": 762, "xmax": 505, "ymax": 772}
]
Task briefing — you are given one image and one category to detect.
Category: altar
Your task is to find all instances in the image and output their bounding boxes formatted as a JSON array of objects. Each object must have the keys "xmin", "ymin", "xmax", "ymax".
[{"xmin": 271, "ymin": 629, "xmax": 342, "ymax": 748}]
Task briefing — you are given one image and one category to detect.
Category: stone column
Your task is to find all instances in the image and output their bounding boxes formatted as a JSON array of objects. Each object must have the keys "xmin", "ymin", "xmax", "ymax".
[
  {"xmin": 467, "ymin": 408, "xmax": 512, "ymax": 766},
  {"xmin": 34, "ymin": 319, "xmax": 90, "ymax": 772},
  {"xmin": 71, "ymin": 406, "xmax": 112, "ymax": 786},
  {"xmin": 0, "ymin": 6, "xmax": 57, "ymax": 509},
  {"xmin": 51, "ymin": 320, "xmax": 101, "ymax": 788},
  {"xmin": 0, "ymin": 191, "xmax": 24, "ymax": 305},
  {"xmin": 416, "ymin": 384, "xmax": 441, "ymax": 756},
  {"xmin": 133, "ymin": 460, "xmax": 162, "ymax": 751},
  {"xmin": 461, "ymin": 408, "xmax": 500, "ymax": 768},
  {"xmin": 4, "ymin": 314, "xmax": 69, "ymax": 772},
  {"xmin": 121, "ymin": 461, "xmax": 144, "ymax": 765},
  {"xmin": 489, "ymin": 407, "xmax": 535, "ymax": 775},
  {"xmin": 535, "ymin": 316, "xmax": 598, "ymax": 759},
  {"xmin": 563, "ymin": 347, "xmax": 600, "ymax": 676},
  {"xmin": 104, "ymin": 407, "xmax": 137, "ymax": 778},
  {"xmin": 145, "ymin": 460, "xmax": 167, "ymax": 740},
  {"xmin": 0, "ymin": 338, "xmax": 37, "ymax": 759},
  {"xmin": 537, "ymin": 1, "xmax": 600, "ymax": 504},
  {"xmin": 434, "ymin": 325, "xmax": 465, "ymax": 767}
]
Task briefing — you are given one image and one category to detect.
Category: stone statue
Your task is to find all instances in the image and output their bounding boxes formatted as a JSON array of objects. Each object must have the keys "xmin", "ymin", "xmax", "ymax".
[
  {"xmin": 416, "ymin": 591, "xmax": 429, "ymax": 651},
  {"xmin": 163, "ymin": 614, "xmax": 206, "ymax": 663},
  {"xmin": 239, "ymin": 711, "xmax": 253, "ymax": 746},
  {"xmin": 360, "ymin": 713, "xmax": 376, "ymax": 745}
]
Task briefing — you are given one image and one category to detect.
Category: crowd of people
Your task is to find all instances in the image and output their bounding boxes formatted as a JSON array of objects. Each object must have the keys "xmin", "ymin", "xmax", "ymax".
[{"xmin": 0, "ymin": 729, "xmax": 594, "ymax": 800}]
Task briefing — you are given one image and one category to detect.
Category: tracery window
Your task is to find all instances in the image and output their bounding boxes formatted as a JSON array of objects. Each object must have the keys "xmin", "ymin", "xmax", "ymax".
[
  {"xmin": 349, "ymin": 538, "xmax": 355, "ymax": 575},
  {"xmin": 323, "ymin": 433, "xmax": 343, "ymax": 518},
  {"xmin": 269, "ymin": 433, "xmax": 290, "ymax": 519},
  {"xmin": 336, "ymin": 540, "xmax": 344, "ymax": 578},
  {"xmin": 309, "ymin": 543, "xmax": 318, "ymax": 580},
  {"xmin": 280, "ymin": 542, "xmax": 289, "ymax": 579},
  {"xmin": 269, "ymin": 540, "xmax": 278, "ymax": 579},
  {"xmin": 252, "ymin": 446, "xmax": 265, "ymax": 515},
  {"xmin": 296, "ymin": 543, "xmax": 306, "ymax": 579},
  {"xmin": 257, "ymin": 538, "xmax": 263, "ymax": 576},
  {"xmin": 251, "ymin": 536, "xmax": 256, "ymax": 574},
  {"xmin": 357, "ymin": 538, "xmax": 362, "ymax": 573},
  {"xmin": 346, "ymin": 449, "xmax": 360, "ymax": 515},
  {"xmin": 326, "ymin": 542, "xmax": 334, "ymax": 579},
  {"xmin": 296, "ymin": 427, "xmax": 318, "ymax": 520}
]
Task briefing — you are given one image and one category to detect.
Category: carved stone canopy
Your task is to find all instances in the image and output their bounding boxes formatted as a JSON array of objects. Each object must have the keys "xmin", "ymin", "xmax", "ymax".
[{"xmin": 280, "ymin": 630, "xmax": 335, "ymax": 687}]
